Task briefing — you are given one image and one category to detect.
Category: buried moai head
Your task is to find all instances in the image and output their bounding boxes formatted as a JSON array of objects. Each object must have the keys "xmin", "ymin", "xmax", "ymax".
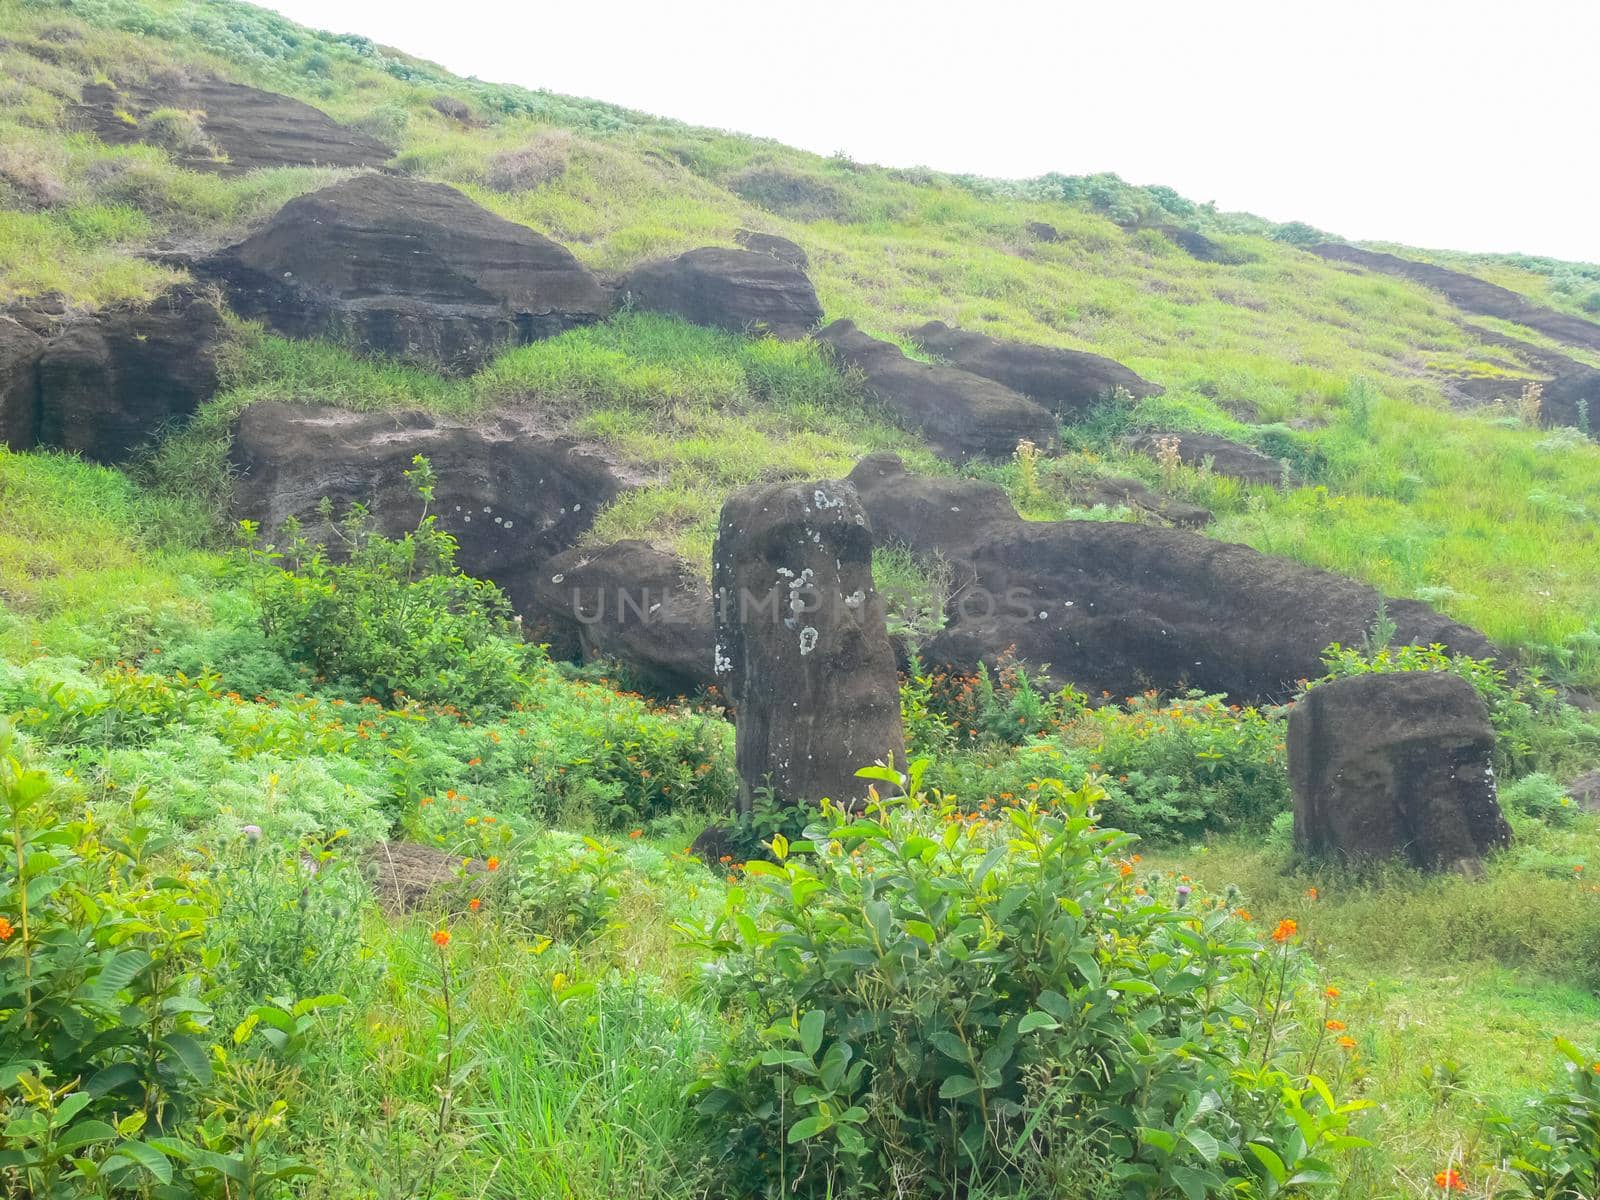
[
  {"xmin": 1288, "ymin": 671, "xmax": 1511, "ymax": 872},
  {"xmin": 713, "ymin": 478, "xmax": 905, "ymax": 810}
]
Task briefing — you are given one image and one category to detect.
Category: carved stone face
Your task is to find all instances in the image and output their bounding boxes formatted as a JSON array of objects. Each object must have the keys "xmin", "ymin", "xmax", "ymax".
[
  {"xmin": 713, "ymin": 479, "xmax": 905, "ymax": 809},
  {"xmin": 1289, "ymin": 672, "xmax": 1511, "ymax": 871}
]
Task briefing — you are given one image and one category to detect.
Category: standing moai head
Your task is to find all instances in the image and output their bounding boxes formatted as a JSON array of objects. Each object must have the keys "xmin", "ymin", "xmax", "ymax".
[{"xmin": 713, "ymin": 478, "xmax": 906, "ymax": 809}]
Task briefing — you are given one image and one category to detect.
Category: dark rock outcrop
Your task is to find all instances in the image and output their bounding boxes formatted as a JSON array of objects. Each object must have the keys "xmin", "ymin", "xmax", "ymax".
[
  {"xmin": 734, "ymin": 229, "xmax": 809, "ymax": 269},
  {"xmin": 1152, "ymin": 224, "xmax": 1230, "ymax": 263},
  {"xmin": 0, "ymin": 316, "xmax": 44, "ymax": 451},
  {"xmin": 1312, "ymin": 243, "xmax": 1600, "ymax": 354},
  {"xmin": 1289, "ymin": 672, "xmax": 1511, "ymax": 871},
  {"xmin": 35, "ymin": 286, "xmax": 223, "ymax": 464},
  {"xmin": 1125, "ymin": 430, "xmax": 1287, "ymax": 487},
  {"xmin": 816, "ymin": 320, "xmax": 1057, "ymax": 462},
  {"xmin": 712, "ymin": 477, "xmax": 904, "ymax": 808},
  {"xmin": 74, "ymin": 78, "xmax": 391, "ymax": 175},
  {"xmin": 529, "ymin": 540, "xmax": 715, "ymax": 695},
  {"xmin": 1067, "ymin": 474, "xmax": 1212, "ymax": 528},
  {"xmin": 845, "ymin": 453, "xmax": 1499, "ymax": 704},
  {"xmin": 230, "ymin": 402, "xmax": 631, "ymax": 614},
  {"xmin": 618, "ymin": 247, "xmax": 822, "ymax": 339},
  {"xmin": 911, "ymin": 321, "xmax": 1160, "ymax": 421},
  {"xmin": 1436, "ymin": 325, "xmax": 1599, "ymax": 434},
  {"xmin": 200, "ymin": 175, "xmax": 607, "ymax": 374}
]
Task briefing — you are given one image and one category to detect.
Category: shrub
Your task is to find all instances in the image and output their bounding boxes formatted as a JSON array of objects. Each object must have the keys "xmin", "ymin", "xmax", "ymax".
[
  {"xmin": 482, "ymin": 129, "xmax": 571, "ymax": 191},
  {"xmin": 1492, "ymin": 1039, "xmax": 1600, "ymax": 1198},
  {"xmin": 204, "ymin": 830, "xmax": 369, "ymax": 1019},
  {"xmin": 0, "ymin": 724, "xmax": 312, "ymax": 1195},
  {"xmin": 243, "ymin": 456, "xmax": 543, "ymax": 713},
  {"xmin": 427, "ymin": 94, "xmax": 472, "ymax": 122},
  {"xmin": 1076, "ymin": 691, "xmax": 1290, "ymax": 840},
  {"xmin": 1500, "ymin": 772, "xmax": 1585, "ymax": 827},
  {"xmin": 690, "ymin": 766, "xmax": 1366, "ymax": 1198},
  {"xmin": 916, "ymin": 688, "xmax": 1290, "ymax": 844},
  {"xmin": 140, "ymin": 107, "xmax": 218, "ymax": 159}
]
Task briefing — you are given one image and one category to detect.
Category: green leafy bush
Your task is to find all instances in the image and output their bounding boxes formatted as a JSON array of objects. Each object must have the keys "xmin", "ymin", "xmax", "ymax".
[
  {"xmin": 0, "ymin": 724, "xmax": 312, "ymax": 1196},
  {"xmin": 690, "ymin": 765, "xmax": 1366, "ymax": 1198},
  {"xmin": 242, "ymin": 456, "xmax": 543, "ymax": 713},
  {"xmin": 918, "ymin": 690, "xmax": 1290, "ymax": 844},
  {"xmin": 1493, "ymin": 1039, "xmax": 1600, "ymax": 1199}
]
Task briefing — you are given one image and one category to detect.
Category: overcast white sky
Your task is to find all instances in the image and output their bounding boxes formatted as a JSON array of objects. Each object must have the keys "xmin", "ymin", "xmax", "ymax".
[{"xmin": 265, "ymin": 0, "xmax": 1600, "ymax": 264}]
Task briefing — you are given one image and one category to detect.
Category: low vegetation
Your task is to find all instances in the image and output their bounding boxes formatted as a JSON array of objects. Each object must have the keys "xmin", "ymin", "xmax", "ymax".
[{"xmin": 3, "ymin": 0, "xmax": 1599, "ymax": 1196}]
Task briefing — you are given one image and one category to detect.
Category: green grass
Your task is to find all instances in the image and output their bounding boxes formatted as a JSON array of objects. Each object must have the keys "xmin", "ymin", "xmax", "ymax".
[{"xmin": 4, "ymin": 3, "xmax": 1600, "ymax": 1196}]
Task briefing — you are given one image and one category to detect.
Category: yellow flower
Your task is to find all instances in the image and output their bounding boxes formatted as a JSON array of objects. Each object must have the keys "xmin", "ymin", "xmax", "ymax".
[{"xmin": 551, "ymin": 972, "xmax": 568, "ymax": 992}]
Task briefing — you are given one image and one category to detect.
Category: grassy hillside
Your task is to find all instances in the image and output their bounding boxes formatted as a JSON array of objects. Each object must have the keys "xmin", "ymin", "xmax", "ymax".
[
  {"xmin": 4, "ymin": 0, "xmax": 1600, "ymax": 682},
  {"xmin": 3, "ymin": 2, "xmax": 1599, "ymax": 1199}
]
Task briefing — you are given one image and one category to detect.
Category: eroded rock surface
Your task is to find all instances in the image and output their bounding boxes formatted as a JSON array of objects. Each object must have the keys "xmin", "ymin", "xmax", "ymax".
[
  {"xmin": 846, "ymin": 453, "xmax": 1498, "ymax": 704},
  {"xmin": 713, "ymin": 477, "xmax": 904, "ymax": 807},
  {"xmin": 1289, "ymin": 672, "xmax": 1511, "ymax": 871},
  {"xmin": 1125, "ymin": 430, "xmax": 1287, "ymax": 487},
  {"xmin": 35, "ymin": 286, "xmax": 223, "ymax": 464},
  {"xmin": 618, "ymin": 247, "xmax": 822, "ymax": 339},
  {"xmin": 529, "ymin": 540, "xmax": 715, "ymax": 696},
  {"xmin": 1312, "ymin": 243, "xmax": 1600, "ymax": 354},
  {"xmin": 912, "ymin": 321, "xmax": 1159, "ymax": 421},
  {"xmin": 733, "ymin": 229, "xmax": 809, "ymax": 270},
  {"xmin": 201, "ymin": 175, "xmax": 607, "ymax": 374},
  {"xmin": 816, "ymin": 320, "xmax": 1057, "ymax": 462},
  {"xmin": 1067, "ymin": 474, "xmax": 1212, "ymax": 528},
  {"xmin": 230, "ymin": 402, "xmax": 630, "ymax": 614},
  {"xmin": 0, "ymin": 316, "xmax": 44, "ymax": 451},
  {"xmin": 74, "ymin": 78, "xmax": 391, "ymax": 175}
]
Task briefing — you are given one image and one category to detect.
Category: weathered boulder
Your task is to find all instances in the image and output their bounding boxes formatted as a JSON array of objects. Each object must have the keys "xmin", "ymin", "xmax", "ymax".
[
  {"xmin": 912, "ymin": 321, "xmax": 1160, "ymax": 421},
  {"xmin": 618, "ymin": 247, "xmax": 821, "ymax": 339},
  {"xmin": 529, "ymin": 540, "xmax": 715, "ymax": 695},
  {"xmin": 846, "ymin": 453, "xmax": 1499, "ymax": 704},
  {"xmin": 1567, "ymin": 771, "xmax": 1600, "ymax": 814},
  {"xmin": 0, "ymin": 316, "xmax": 44, "ymax": 451},
  {"xmin": 712, "ymin": 477, "xmax": 904, "ymax": 808},
  {"xmin": 1289, "ymin": 672, "xmax": 1511, "ymax": 870},
  {"xmin": 1125, "ymin": 430, "xmax": 1287, "ymax": 487},
  {"xmin": 734, "ymin": 229, "xmax": 809, "ymax": 270},
  {"xmin": 1312, "ymin": 243, "xmax": 1600, "ymax": 354},
  {"xmin": 816, "ymin": 320, "xmax": 1058, "ymax": 462},
  {"xmin": 35, "ymin": 287, "xmax": 223, "ymax": 464},
  {"xmin": 1067, "ymin": 474, "xmax": 1212, "ymax": 528},
  {"xmin": 74, "ymin": 78, "xmax": 391, "ymax": 175},
  {"xmin": 201, "ymin": 175, "xmax": 607, "ymax": 374},
  {"xmin": 230, "ymin": 402, "xmax": 631, "ymax": 614}
]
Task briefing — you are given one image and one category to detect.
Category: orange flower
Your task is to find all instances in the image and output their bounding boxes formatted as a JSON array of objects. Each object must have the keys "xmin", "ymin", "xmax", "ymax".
[
  {"xmin": 1233, "ymin": 908, "xmax": 1253, "ymax": 921},
  {"xmin": 485, "ymin": 856, "xmax": 501, "ymax": 871},
  {"xmin": 1305, "ymin": 887, "xmax": 1319, "ymax": 901},
  {"xmin": 1324, "ymin": 986, "xmax": 1340, "ymax": 1000},
  {"xmin": 629, "ymin": 829, "xmax": 643, "ymax": 839},
  {"xmin": 1271, "ymin": 918, "xmax": 1297, "ymax": 944},
  {"xmin": 1434, "ymin": 1168, "xmax": 1465, "ymax": 1191},
  {"xmin": 0, "ymin": 916, "xmax": 13, "ymax": 941},
  {"xmin": 468, "ymin": 898, "xmax": 482, "ymax": 912},
  {"xmin": 1118, "ymin": 862, "xmax": 1135, "ymax": 877},
  {"xmin": 432, "ymin": 929, "xmax": 451, "ymax": 947},
  {"xmin": 719, "ymin": 854, "xmax": 733, "ymax": 863},
  {"xmin": 1325, "ymin": 1019, "xmax": 1346, "ymax": 1032},
  {"xmin": 1337, "ymin": 1036, "xmax": 1356, "ymax": 1049},
  {"xmin": 419, "ymin": 796, "xmax": 434, "ymax": 807}
]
